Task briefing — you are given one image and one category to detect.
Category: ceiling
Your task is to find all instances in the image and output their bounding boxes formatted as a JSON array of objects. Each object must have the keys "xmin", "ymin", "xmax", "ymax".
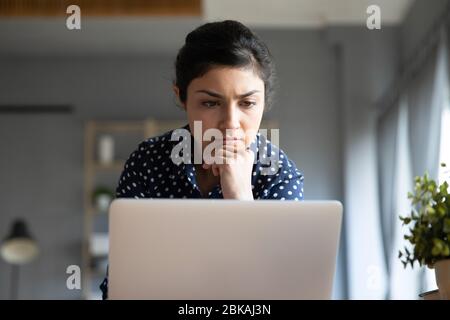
[
  {"xmin": 204, "ymin": 0, "xmax": 414, "ymax": 28},
  {"xmin": 0, "ymin": 0, "xmax": 414, "ymax": 57}
]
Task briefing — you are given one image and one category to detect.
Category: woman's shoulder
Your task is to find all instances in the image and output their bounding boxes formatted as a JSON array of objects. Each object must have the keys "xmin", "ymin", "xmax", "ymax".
[
  {"xmin": 116, "ymin": 125, "xmax": 189, "ymax": 198},
  {"xmin": 119, "ymin": 124, "xmax": 189, "ymax": 178},
  {"xmin": 132, "ymin": 124, "xmax": 189, "ymax": 155}
]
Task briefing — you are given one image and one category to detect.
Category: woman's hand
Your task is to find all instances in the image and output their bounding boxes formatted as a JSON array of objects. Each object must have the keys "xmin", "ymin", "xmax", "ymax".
[{"xmin": 202, "ymin": 139, "xmax": 255, "ymax": 200}]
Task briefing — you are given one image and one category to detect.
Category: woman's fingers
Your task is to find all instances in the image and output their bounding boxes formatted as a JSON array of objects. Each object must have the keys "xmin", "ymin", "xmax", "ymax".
[
  {"xmin": 223, "ymin": 140, "xmax": 248, "ymax": 157},
  {"xmin": 202, "ymin": 163, "xmax": 211, "ymax": 170},
  {"xmin": 223, "ymin": 139, "xmax": 246, "ymax": 151},
  {"xmin": 217, "ymin": 147, "xmax": 241, "ymax": 164},
  {"xmin": 212, "ymin": 165, "xmax": 219, "ymax": 176},
  {"xmin": 203, "ymin": 140, "xmax": 251, "ymax": 175}
]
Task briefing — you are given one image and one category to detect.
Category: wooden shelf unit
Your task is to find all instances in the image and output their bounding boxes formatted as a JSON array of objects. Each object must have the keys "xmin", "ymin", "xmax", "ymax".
[{"xmin": 82, "ymin": 118, "xmax": 186, "ymax": 299}]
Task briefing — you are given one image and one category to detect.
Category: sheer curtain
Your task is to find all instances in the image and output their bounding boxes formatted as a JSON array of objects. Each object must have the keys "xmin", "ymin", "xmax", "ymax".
[
  {"xmin": 377, "ymin": 95, "xmax": 420, "ymax": 299},
  {"xmin": 377, "ymin": 27, "xmax": 449, "ymax": 298},
  {"xmin": 377, "ymin": 93, "xmax": 400, "ymax": 298},
  {"xmin": 389, "ymin": 95, "xmax": 420, "ymax": 299},
  {"xmin": 409, "ymin": 28, "xmax": 448, "ymax": 293}
]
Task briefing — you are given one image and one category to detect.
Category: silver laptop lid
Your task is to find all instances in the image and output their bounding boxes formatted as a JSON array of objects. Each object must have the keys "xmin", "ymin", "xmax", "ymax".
[{"xmin": 108, "ymin": 199, "xmax": 342, "ymax": 300}]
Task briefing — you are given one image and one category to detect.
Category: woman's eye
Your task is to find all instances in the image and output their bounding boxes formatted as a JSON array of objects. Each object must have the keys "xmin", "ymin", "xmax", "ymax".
[
  {"xmin": 202, "ymin": 101, "xmax": 219, "ymax": 108},
  {"xmin": 240, "ymin": 101, "xmax": 256, "ymax": 108}
]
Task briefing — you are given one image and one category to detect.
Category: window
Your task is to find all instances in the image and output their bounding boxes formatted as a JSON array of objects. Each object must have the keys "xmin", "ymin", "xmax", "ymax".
[{"xmin": 438, "ymin": 105, "xmax": 450, "ymax": 184}]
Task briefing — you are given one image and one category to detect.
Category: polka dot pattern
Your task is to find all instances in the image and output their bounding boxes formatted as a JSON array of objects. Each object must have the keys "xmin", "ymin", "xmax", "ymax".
[{"xmin": 114, "ymin": 124, "xmax": 304, "ymax": 201}]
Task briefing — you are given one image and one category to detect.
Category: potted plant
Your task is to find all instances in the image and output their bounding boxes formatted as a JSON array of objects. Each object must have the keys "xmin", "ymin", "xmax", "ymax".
[
  {"xmin": 92, "ymin": 186, "xmax": 115, "ymax": 213},
  {"xmin": 399, "ymin": 163, "xmax": 450, "ymax": 299}
]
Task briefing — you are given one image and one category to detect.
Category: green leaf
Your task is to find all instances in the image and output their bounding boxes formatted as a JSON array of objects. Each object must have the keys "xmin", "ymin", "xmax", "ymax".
[
  {"xmin": 444, "ymin": 218, "xmax": 450, "ymax": 234},
  {"xmin": 437, "ymin": 205, "xmax": 446, "ymax": 217},
  {"xmin": 432, "ymin": 246, "xmax": 441, "ymax": 256},
  {"xmin": 432, "ymin": 239, "xmax": 443, "ymax": 256},
  {"xmin": 415, "ymin": 183, "xmax": 421, "ymax": 191},
  {"xmin": 441, "ymin": 182, "xmax": 449, "ymax": 195},
  {"xmin": 442, "ymin": 245, "xmax": 450, "ymax": 257}
]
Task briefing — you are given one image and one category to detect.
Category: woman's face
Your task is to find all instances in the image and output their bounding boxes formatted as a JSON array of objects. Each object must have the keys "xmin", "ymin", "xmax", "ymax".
[{"xmin": 175, "ymin": 66, "xmax": 265, "ymax": 151}]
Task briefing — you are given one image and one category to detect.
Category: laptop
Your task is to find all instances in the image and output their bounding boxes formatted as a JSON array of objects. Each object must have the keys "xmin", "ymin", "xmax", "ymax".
[{"xmin": 107, "ymin": 199, "xmax": 342, "ymax": 300}]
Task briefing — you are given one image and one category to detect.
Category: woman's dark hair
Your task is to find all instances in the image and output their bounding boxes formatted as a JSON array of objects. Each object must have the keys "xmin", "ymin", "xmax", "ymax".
[{"xmin": 174, "ymin": 20, "xmax": 277, "ymax": 111}]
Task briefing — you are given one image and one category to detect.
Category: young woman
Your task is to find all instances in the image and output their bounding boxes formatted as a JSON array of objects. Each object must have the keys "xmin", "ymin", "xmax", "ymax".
[{"xmin": 100, "ymin": 20, "xmax": 304, "ymax": 299}]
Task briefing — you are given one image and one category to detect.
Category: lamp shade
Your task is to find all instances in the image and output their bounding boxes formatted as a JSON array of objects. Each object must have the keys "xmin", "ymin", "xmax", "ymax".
[{"xmin": 1, "ymin": 219, "xmax": 39, "ymax": 265}]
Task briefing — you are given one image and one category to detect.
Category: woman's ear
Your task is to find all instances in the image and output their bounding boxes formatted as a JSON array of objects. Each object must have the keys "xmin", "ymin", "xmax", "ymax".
[{"xmin": 172, "ymin": 85, "xmax": 186, "ymax": 110}]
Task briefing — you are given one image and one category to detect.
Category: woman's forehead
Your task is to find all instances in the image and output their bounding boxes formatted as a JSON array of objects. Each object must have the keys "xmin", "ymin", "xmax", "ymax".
[{"xmin": 189, "ymin": 66, "xmax": 264, "ymax": 93}]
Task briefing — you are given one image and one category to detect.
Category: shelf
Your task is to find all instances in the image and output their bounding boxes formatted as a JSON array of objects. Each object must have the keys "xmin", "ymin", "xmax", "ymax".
[{"xmin": 83, "ymin": 119, "xmax": 165, "ymax": 300}]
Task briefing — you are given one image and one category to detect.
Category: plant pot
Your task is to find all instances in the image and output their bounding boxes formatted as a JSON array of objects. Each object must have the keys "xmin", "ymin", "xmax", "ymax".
[
  {"xmin": 95, "ymin": 194, "xmax": 112, "ymax": 213},
  {"xmin": 435, "ymin": 259, "xmax": 450, "ymax": 300},
  {"xmin": 419, "ymin": 289, "xmax": 440, "ymax": 300}
]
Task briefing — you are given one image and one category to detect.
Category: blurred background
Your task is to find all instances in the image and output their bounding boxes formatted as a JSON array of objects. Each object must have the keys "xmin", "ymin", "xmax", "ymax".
[{"xmin": 0, "ymin": 0, "xmax": 449, "ymax": 299}]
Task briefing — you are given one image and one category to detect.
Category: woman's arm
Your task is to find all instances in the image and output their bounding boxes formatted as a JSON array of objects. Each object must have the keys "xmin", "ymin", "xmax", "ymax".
[
  {"xmin": 260, "ymin": 159, "xmax": 304, "ymax": 201},
  {"xmin": 202, "ymin": 139, "xmax": 255, "ymax": 200},
  {"xmin": 115, "ymin": 142, "xmax": 151, "ymax": 199}
]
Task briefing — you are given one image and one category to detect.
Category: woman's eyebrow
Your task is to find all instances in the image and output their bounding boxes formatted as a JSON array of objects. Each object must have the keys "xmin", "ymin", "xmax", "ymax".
[{"xmin": 195, "ymin": 89, "xmax": 260, "ymax": 99}]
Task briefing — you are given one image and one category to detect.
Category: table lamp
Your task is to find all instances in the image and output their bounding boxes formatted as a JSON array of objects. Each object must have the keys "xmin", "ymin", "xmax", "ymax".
[{"xmin": 1, "ymin": 219, "xmax": 39, "ymax": 299}]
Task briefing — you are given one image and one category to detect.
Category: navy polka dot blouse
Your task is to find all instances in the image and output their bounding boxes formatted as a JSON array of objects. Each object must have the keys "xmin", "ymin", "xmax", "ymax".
[{"xmin": 100, "ymin": 124, "xmax": 304, "ymax": 299}]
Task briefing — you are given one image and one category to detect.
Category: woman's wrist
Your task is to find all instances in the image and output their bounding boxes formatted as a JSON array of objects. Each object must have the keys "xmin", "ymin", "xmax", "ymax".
[{"xmin": 223, "ymin": 185, "xmax": 254, "ymax": 200}]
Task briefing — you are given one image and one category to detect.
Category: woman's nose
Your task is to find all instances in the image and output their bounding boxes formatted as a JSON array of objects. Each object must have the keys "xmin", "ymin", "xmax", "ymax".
[{"xmin": 221, "ymin": 104, "xmax": 241, "ymax": 129}]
